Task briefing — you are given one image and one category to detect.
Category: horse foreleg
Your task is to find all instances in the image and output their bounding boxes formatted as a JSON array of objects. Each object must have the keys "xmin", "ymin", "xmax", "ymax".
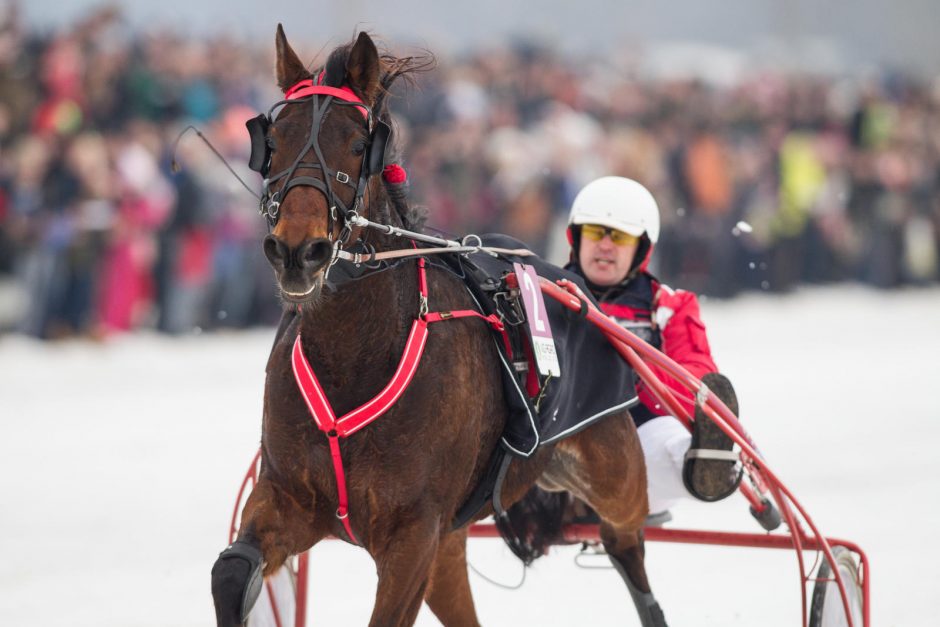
[
  {"xmin": 212, "ymin": 476, "xmax": 326, "ymax": 627},
  {"xmin": 368, "ymin": 517, "xmax": 441, "ymax": 627},
  {"xmin": 424, "ymin": 528, "xmax": 481, "ymax": 627}
]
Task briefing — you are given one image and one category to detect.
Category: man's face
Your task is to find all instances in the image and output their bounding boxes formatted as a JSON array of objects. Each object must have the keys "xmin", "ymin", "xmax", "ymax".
[{"xmin": 577, "ymin": 224, "xmax": 640, "ymax": 286}]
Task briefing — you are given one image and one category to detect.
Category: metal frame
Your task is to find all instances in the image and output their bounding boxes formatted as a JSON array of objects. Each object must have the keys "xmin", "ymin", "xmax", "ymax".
[{"xmin": 226, "ymin": 276, "xmax": 870, "ymax": 627}]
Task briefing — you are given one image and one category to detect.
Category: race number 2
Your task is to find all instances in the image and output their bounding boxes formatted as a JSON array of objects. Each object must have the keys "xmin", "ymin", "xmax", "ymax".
[{"xmin": 513, "ymin": 263, "xmax": 561, "ymax": 377}]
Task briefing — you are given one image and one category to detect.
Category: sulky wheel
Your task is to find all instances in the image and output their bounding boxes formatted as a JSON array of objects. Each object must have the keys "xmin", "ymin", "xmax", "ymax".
[{"xmin": 808, "ymin": 546, "xmax": 864, "ymax": 627}]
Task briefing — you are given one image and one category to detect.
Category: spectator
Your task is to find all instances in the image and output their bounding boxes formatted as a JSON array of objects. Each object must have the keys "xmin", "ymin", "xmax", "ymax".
[{"xmin": 1, "ymin": 9, "xmax": 938, "ymax": 338}]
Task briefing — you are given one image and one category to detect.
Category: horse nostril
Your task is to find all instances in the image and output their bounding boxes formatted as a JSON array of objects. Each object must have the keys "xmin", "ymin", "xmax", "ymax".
[
  {"xmin": 301, "ymin": 239, "xmax": 333, "ymax": 270},
  {"xmin": 263, "ymin": 235, "xmax": 288, "ymax": 268}
]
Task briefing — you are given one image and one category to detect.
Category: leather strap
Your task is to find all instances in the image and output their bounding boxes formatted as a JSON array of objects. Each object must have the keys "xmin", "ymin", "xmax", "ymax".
[
  {"xmin": 425, "ymin": 309, "xmax": 504, "ymax": 331},
  {"xmin": 290, "ymin": 257, "xmax": 429, "ymax": 545},
  {"xmin": 289, "ymin": 256, "xmax": 513, "ymax": 546},
  {"xmin": 327, "ymin": 433, "xmax": 359, "ymax": 543}
]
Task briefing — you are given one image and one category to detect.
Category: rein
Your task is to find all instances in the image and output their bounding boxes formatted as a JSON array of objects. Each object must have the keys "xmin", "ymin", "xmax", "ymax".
[
  {"xmin": 331, "ymin": 213, "xmax": 533, "ymax": 265},
  {"xmin": 335, "ymin": 244, "xmax": 533, "ymax": 263},
  {"xmin": 325, "ymin": 213, "xmax": 534, "ymax": 284}
]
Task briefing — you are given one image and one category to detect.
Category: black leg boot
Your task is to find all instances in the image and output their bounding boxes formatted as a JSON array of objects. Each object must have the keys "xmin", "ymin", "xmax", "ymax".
[{"xmin": 608, "ymin": 553, "xmax": 669, "ymax": 627}]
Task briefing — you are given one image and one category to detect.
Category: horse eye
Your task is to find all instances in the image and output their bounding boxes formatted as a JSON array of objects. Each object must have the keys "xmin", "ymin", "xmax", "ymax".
[
  {"xmin": 266, "ymin": 136, "xmax": 277, "ymax": 151},
  {"xmin": 352, "ymin": 139, "xmax": 368, "ymax": 156}
]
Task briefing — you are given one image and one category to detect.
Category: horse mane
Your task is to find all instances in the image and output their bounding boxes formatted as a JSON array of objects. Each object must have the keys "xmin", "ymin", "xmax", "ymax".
[{"xmin": 320, "ymin": 37, "xmax": 435, "ymax": 232}]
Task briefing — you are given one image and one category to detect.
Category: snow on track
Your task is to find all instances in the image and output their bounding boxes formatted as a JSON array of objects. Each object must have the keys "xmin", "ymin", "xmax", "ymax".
[{"xmin": 2, "ymin": 285, "xmax": 937, "ymax": 626}]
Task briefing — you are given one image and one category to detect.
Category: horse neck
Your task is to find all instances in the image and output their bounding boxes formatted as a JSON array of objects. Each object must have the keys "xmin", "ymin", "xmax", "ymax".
[
  {"xmin": 298, "ymin": 185, "xmax": 420, "ymax": 361},
  {"xmin": 319, "ymin": 254, "xmax": 411, "ymax": 309},
  {"xmin": 298, "ymin": 249, "xmax": 416, "ymax": 370}
]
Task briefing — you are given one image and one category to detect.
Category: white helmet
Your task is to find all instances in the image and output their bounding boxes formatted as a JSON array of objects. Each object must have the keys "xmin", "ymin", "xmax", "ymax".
[{"xmin": 568, "ymin": 176, "xmax": 660, "ymax": 244}]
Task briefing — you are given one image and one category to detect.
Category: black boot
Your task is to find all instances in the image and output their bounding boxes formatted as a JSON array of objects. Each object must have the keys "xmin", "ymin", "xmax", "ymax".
[
  {"xmin": 682, "ymin": 372, "xmax": 743, "ymax": 502},
  {"xmin": 211, "ymin": 540, "xmax": 264, "ymax": 626},
  {"xmin": 608, "ymin": 554, "xmax": 669, "ymax": 627}
]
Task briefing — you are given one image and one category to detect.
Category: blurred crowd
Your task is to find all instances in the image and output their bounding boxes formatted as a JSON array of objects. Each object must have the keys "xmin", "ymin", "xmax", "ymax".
[{"xmin": 1, "ymin": 6, "xmax": 939, "ymax": 339}]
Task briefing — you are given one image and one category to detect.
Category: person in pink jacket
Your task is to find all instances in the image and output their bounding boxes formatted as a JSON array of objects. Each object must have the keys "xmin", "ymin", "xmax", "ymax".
[{"xmin": 565, "ymin": 176, "xmax": 741, "ymax": 516}]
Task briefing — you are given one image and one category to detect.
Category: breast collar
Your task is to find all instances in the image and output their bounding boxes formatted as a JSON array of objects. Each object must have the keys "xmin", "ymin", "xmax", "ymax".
[{"xmin": 291, "ymin": 256, "xmax": 506, "ymax": 544}]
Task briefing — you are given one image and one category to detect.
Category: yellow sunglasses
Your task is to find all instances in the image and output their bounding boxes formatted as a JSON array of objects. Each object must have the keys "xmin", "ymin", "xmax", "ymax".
[{"xmin": 580, "ymin": 224, "xmax": 640, "ymax": 246}]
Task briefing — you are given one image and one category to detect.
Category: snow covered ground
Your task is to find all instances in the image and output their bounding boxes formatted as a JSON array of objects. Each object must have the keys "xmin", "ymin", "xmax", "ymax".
[{"xmin": 2, "ymin": 285, "xmax": 937, "ymax": 626}]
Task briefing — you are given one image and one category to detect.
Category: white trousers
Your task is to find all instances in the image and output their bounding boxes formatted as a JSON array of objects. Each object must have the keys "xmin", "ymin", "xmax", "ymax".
[{"xmin": 636, "ymin": 415, "xmax": 694, "ymax": 514}]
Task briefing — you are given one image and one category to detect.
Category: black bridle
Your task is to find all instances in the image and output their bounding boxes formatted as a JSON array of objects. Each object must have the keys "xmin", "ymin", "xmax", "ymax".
[{"xmin": 246, "ymin": 76, "xmax": 391, "ymax": 245}]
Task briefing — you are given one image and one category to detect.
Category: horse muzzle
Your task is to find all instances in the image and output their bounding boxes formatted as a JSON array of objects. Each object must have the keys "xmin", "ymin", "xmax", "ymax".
[{"xmin": 263, "ymin": 235, "xmax": 333, "ymax": 302}]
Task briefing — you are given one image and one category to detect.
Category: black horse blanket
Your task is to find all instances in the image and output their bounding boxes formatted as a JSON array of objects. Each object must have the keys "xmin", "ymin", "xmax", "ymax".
[{"xmin": 460, "ymin": 234, "xmax": 638, "ymax": 457}]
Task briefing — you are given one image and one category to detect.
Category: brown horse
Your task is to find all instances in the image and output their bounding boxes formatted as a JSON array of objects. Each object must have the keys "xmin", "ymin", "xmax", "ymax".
[{"xmin": 211, "ymin": 27, "xmax": 666, "ymax": 627}]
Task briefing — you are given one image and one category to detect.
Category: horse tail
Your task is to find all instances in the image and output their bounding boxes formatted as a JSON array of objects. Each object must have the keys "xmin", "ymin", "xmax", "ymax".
[{"xmin": 495, "ymin": 486, "xmax": 571, "ymax": 565}]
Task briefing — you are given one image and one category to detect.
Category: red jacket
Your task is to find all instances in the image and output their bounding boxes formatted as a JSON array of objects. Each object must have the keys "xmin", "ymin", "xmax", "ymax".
[{"xmin": 593, "ymin": 272, "xmax": 718, "ymax": 425}]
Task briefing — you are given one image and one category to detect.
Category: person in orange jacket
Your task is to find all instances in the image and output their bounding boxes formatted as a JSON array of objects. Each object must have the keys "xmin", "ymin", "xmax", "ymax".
[{"xmin": 565, "ymin": 176, "xmax": 741, "ymax": 515}]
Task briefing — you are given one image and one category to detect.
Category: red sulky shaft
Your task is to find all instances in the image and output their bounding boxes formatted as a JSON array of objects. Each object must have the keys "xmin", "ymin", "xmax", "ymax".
[{"xmin": 538, "ymin": 277, "xmax": 867, "ymax": 627}]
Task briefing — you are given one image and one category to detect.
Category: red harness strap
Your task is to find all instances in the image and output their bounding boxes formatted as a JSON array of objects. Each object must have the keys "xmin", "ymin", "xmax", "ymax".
[
  {"xmin": 424, "ymin": 309, "xmax": 510, "ymax": 354},
  {"xmin": 285, "ymin": 72, "xmax": 370, "ymax": 119},
  {"xmin": 424, "ymin": 309, "xmax": 503, "ymax": 329},
  {"xmin": 290, "ymin": 257, "xmax": 504, "ymax": 544}
]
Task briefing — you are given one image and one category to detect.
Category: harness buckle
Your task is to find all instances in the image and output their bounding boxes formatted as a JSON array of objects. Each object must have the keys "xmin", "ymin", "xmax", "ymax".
[
  {"xmin": 335, "ymin": 508, "xmax": 349, "ymax": 520},
  {"xmin": 266, "ymin": 200, "xmax": 280, "ymax": 221},
  {"xmin": 336, "ymin": 171, "xmax": 350, "ymax": 184},
  {"xmin": 419, "ymin": 295, "xmax": 429, "ymax": 318},
  {"xmin": 263, "ymin": 191, "xmax": 281, "ymax": 221},
  {"xmin": 328, "ymin": 241, "xmax": 342, "ymax": 268}
]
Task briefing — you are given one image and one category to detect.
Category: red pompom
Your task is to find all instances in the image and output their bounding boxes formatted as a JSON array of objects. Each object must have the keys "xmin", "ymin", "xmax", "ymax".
[{"xmin": 382, "ymin": 164, "xmax": 408, "ymax": 184}]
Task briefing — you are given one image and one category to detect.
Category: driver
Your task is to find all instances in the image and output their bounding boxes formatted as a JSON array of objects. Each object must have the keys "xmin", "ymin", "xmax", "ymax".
[{"xmin": 565, "ymin": 176, "xmax": 741, "ymax": 517}]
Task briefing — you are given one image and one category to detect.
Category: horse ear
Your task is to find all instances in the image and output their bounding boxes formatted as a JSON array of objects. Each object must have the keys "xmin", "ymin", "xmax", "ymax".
[
  {"xmin": 345, "ymin": 32, "xmax": 380, "ymax": 104},
  {"xmin": 275, "ymin": 24, "xmax": 309, "ymax": 93}
]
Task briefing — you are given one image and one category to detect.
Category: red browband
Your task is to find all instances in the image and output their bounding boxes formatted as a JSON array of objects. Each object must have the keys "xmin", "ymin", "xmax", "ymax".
[
  {"xmin": 284, "ymin": 73, "xmax": 369, "ymax": 119},
  {"xmin": 285, "ymin": 74, "xmax": 410, "ymax": 184}
]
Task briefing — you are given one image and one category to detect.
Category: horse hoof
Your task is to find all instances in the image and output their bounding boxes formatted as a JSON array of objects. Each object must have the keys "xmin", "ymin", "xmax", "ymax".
[{"xmin": 211, "ymin": 541, "xmax": 264, "ymax": 626}]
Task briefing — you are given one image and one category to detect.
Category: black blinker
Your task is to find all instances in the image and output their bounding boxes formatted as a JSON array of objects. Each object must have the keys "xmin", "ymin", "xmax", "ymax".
[
  {"xmin": 366, "ymin": 120, "xmax": 391, "ymax": 176},
  {"xmin": 246, "ymin": 114, "xmax": 272, "ymax": 174}
]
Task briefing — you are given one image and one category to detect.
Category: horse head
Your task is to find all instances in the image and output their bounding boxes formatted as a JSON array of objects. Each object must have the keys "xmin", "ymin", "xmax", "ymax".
[{"xmin": 255, "ymin": 26, "xmax": 393, "ymax": 304}]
